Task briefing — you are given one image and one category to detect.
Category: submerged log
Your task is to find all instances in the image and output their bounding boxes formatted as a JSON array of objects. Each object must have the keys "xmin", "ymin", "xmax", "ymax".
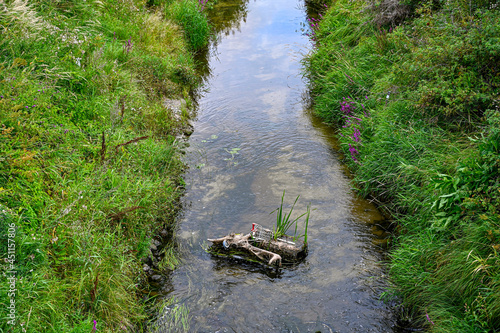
[{"xmin": 208, "ymin": 225, "xmax": 308, "ymax": 266}]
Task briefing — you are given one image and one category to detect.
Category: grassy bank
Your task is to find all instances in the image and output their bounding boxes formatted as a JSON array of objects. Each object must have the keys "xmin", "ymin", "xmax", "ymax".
[
  {"xmin": 0, "ymin": 0, "xmax": 212, "ymax": 332},
  {"xmin": 305, "ymin": 0, "xmax": 500, "ymax": 331}
]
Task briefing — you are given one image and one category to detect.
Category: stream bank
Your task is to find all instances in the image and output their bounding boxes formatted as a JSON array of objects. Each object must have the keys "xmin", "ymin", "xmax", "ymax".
[
  {"xmin": 305, "ymin": 0, "xmax": 500, "ymax": 331},
  {"xmin": 0, "ymin": 1, "xmax": 207, "ymax": 331}
]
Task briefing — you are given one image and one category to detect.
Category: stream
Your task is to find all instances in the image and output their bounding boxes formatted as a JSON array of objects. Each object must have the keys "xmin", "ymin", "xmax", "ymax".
[{"xmin": 155, "ymin": 0, "xmax": 399, "ymax": 331}]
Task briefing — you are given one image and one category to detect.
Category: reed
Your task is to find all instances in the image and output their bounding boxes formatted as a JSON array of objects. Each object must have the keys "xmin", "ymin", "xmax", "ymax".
[{"xmin": 272, "ymin": 191, "xmax": 310, "ymax": 243}]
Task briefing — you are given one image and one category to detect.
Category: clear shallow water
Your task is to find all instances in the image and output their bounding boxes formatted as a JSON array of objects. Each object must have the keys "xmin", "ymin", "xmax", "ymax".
[{"xmin": 157, "ymin": 0, "xmax": 397, "ymax": 331}]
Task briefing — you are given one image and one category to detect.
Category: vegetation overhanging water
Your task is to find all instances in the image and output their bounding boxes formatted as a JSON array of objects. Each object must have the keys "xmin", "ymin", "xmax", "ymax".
[{"xmin": 305, "ymin": 0, "xmax": 500, "ymax": 331}]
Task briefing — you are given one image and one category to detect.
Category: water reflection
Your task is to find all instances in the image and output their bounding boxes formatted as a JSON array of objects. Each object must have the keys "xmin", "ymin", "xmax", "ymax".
[{"xmin": 154, "ymin": 0, "xmax": 398, "ymax": 331}]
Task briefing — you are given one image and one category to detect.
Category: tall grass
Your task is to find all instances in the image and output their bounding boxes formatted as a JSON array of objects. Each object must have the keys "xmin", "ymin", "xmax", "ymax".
[
  {"xmin": 0, "ymin": 0, "xmax": 201, "ymax": 331},
  {"xmin": 305, "ymin": 0, "xmax": 500, "ymax": 331},
  {"xmin": 167, "ymin": 0, "xmax": 211, "ymax": 51}
]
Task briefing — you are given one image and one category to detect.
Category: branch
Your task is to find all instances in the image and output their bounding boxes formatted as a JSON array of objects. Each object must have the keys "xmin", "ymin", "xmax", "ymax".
[{"xmin": 115, "ymin": 136, "xmax": 149, "ymax": 153}]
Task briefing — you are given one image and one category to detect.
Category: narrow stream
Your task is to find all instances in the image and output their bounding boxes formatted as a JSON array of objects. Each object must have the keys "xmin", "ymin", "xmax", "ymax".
[{"xmin": 157, "ymin": 0, "xmax": 397, "ymax": 331}]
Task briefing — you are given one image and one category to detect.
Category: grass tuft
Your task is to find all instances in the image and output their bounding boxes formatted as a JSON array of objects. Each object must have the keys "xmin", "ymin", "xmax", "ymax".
[{"xmin": 272, "ymin": 191, "xmax": 311, "ymax": 243}]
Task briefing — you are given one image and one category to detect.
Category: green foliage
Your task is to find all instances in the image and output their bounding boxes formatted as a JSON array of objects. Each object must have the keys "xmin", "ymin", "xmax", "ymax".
[
  {"xmin": 167, "ymin": 0, "xmax": 211, "ymax": 51},
  {"xmin": 0, "ymin": 0, "xmax": 201, "ymax": 331},
  {"xmin": 272, "ymin": 191, "xmax": 311, "ymax": 242},
  {"xmin": 306, "ymin": 0, "xmax": 500, "ymax": 330},
  {"xmin": 391, "ymin": 9, "xmax": 500, "ymax": 129}
]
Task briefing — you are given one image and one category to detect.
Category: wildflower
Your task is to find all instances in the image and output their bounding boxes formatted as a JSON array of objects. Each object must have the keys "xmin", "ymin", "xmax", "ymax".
[
  {"xmin": 352, "ymin": 128, "xmax": 361, "ymax": 142},
  {"xmin": 93, "ymin": 319, "xmax": 97, "ymax": 331},
  {"xmin": 425, "ymin": 312, "xmax": 434, "ymax": 325},
  {"xmin": 124, "ymin": 38, "xmax": 133, "ymax": 53},
  {"xmin": 348, "ymin": 143, "xmax": 359, "ymax": 162}
]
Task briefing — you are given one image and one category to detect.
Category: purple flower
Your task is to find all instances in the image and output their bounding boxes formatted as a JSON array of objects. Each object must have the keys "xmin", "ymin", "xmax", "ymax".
[
  {"xmin": 93, "ymin": 319, "xmax": 97, "ymax": 331},
  {"xmin": 64, "ymin": 129, "xmax": 69, "ymax": 134},
  {"xmin": 348, "ymin": 143, "xmax": 359, "ymax": 162},
  {"xmin": 425, "ymin": 312, "xmax": 434, "ymax": 325},
  {"xmin": 124, "ymin": 38, "xmax": 133, "ymax": 53},
  {"xmin": 352, "ymin": 128, "xmax": 361, "ymax": 142}
]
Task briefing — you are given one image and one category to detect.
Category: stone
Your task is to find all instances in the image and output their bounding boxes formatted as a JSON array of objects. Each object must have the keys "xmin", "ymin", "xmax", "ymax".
[{"xmin": 151, "ymin": 274, "xmax": 162, "ymax": 281}]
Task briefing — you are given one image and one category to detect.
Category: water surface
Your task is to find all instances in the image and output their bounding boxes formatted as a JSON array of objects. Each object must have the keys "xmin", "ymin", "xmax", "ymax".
[{"xmin": 159, "ymin": 0, "xmax": 396, "ymax": 331}]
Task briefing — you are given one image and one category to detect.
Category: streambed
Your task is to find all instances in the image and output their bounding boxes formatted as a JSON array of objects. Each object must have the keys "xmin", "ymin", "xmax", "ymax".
[{"xmin": 156, "ymin": 0, "xmax": 398, "ymax": 331}]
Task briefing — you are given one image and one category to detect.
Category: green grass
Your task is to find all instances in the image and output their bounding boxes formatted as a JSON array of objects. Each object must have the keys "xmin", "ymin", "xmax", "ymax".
[
  {"xmin": 305, "ymin": 0, "xmax": 500, "ymax": 331},
  {"xmin": 272, "ymin": 191, "xmax": 311, "ymax": 243},
  {"xmin": 0, "ymin": 0, "xmax": 203, "ymax": 332},
  {"xmin": 166, "ymin": 0, "xmax": 211, "ymax": 51}
]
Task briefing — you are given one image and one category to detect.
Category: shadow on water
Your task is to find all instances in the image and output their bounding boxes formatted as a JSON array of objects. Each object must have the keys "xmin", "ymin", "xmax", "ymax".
[{"xmin": 147, "ymin": 0, "xmax": 420, "ymax": 332}]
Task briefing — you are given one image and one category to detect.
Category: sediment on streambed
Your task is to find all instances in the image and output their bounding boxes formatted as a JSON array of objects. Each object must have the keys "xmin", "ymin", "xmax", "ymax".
[
  {"xmin": 0, "ymin": 0, "xmax": 213, "ymax": 331},
  {"xmin": 304, "ymin": 0, "xmax": 500, "ymax": 331}
]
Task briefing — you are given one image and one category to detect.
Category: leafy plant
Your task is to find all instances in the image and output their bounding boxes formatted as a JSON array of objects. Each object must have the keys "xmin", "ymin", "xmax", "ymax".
[{"xmin": 223, "ymin": 147, "xmax": 240, "ymax": 164}]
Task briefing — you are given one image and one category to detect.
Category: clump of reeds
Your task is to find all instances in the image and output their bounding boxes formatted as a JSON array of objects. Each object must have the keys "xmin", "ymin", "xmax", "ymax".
[{"xmin": 272, "ymin": 191, "xmax": 311, "ymax": 243}]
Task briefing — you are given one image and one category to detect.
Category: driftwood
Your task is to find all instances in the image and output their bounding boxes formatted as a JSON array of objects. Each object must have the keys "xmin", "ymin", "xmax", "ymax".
[
  {"xmin": 208, "ymin": 224, "xmax": 308, "ymax": 267},
  {"xmin": 208, "ymin": 233, "xmax": 282, "ymax": 266}
]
